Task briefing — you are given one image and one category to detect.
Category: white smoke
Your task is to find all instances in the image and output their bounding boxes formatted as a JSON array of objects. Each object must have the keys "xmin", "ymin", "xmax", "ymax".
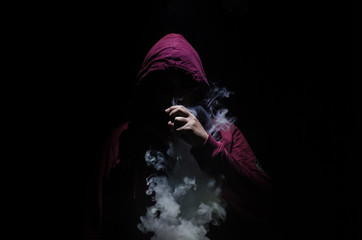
[
  {"xmin": 138, "ymin": 138, "xmax": 226, "ymax": 240},
  {"xmin": 204, "ymin": 84, "xmax": 236, "ymax": 140},
  {"xmin": 137, "ymin": 83, "xmax": 234, "ymax": 240}
]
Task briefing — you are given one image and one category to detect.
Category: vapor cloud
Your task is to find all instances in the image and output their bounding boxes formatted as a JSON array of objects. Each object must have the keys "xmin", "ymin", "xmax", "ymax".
[{"xmin": 138, "ymin": 83, "xmax": 234, "ymax": 240}]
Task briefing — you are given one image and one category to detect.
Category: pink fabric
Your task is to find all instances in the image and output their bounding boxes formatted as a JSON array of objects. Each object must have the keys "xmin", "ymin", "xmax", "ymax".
[
  {"xmin": 137, "ymin": 33, "xmax": 210, "ymax": 96},
  {"xmin": 196, "ymin": 128, "xmax": 272, "ymax": 221}
]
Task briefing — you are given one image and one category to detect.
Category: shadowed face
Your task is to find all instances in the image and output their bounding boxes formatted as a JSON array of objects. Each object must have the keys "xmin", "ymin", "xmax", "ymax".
[
  {"xmin": 156, "ymin": 72, "xmax": 200, "ymax": 108},
  {"xmin": 137, "ymin": 70, "xmax": 201, "ymax": 136}
]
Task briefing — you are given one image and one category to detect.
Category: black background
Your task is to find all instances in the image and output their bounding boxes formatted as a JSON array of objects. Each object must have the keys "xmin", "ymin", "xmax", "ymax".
[{"xmin": 3, "ymin": 0, "xmax": 355, "ymax": 239}]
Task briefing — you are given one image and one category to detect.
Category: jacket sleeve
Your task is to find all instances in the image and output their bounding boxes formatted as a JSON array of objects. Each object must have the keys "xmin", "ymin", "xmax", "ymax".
[
  {"xmin": 78, "ymin": 123, "xmax": 129, "ymax": 240},
  {"xmin": 191, "ymin": 125, "xmax": 272, "ymax": 222}
]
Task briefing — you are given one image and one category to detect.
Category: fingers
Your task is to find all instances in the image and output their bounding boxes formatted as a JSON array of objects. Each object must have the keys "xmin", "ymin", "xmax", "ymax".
[
  {"xmin": 169, "ymin": 122, "xmax": 191, "ymax": 137},
  {"xmin": 165, "ymin": 105, "xmax": 208, "ymax": 147},
  {"xmin": 173, "ymin": 124, "xmax": 190, "ymax": 132},
  {"xmin": 167, "ymin": 116, "xmax": 188, "ymax": 128},
  {"xmin": 165, "ymin": 105, "xmax": 194, "ymax": 134},
  {"xmin": 165, "ymin": 105, "xmax": 190, "ymax": 120},
  {"xmin": 165, "ymin": 105, "xmax": 189, "ymax": 115}
]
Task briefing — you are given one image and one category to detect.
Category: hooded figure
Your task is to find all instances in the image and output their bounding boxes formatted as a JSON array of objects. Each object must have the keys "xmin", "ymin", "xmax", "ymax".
[{"xmin": 79, "ymin": 34, "xmax": 272, "ymax": 240}]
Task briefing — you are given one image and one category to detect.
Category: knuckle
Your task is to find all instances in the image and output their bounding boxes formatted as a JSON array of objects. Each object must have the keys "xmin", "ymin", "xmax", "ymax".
[{"xmin": 179, "ymin": 106, "xmax": 186, "ymax": 112}]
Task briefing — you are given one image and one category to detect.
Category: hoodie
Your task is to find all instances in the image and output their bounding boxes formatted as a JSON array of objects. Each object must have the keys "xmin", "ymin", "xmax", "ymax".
[
  {"xmin": 79, "ymin": 33, "xmax": 272, "ymax": 240},
  {"xmin": 136, "ymin": 33, "xmax": 210, "ymax": 95}
]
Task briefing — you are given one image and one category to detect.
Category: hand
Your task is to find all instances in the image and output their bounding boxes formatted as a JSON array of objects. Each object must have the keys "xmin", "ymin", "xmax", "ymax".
[{"xmin": 165, "ymin": 105, "xmax": 209, "ymax": 148}]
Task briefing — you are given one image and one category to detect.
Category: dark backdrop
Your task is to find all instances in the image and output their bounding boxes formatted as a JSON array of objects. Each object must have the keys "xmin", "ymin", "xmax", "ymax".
[{"xmin": 3, "ymin": 0, "xmax": 355, "ymax": 239}]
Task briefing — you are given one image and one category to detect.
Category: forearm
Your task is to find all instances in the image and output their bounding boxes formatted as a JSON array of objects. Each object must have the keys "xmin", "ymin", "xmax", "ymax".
[
  {"xmin": 191, "ymin": 134, "xmax": 272, "ymax": 221},
  {"xmin": 192, "ymin": 135, "xmax": 270, "ymax": 189}
]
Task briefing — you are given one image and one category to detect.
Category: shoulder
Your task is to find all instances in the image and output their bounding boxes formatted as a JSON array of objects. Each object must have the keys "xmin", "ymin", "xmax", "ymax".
[
  {"xmin": 112, "ymin": 122, "xmax": 130, "ymax": 137},
  {"xmin": 219, "ymin": 124, "xmax": 244, "ymax": 142},
  {"xmin": 220, "ymin": 124, "xmax": 253, "ymax": 152},
  {"xmin": 105, "ymin": 121, "xmax": 131, "ymax": 146}
]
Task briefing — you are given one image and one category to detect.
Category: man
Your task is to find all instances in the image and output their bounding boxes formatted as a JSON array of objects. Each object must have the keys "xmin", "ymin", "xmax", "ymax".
[{"xmin": 80, "ymin": 33, "xmax": 271, "ymax": 240}]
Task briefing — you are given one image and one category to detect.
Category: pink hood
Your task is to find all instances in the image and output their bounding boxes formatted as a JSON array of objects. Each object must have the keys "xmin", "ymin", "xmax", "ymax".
[{"xmin": 136, "ymin": 33, "xmax": 211, "ymax": 95}]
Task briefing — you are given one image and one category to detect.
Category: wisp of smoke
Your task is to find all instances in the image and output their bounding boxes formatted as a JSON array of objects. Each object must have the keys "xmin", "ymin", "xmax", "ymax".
[
  {"xmin": 204, "ymin": 83, "xmax": 236, "ymax": 140},
  {"xmin": 137, "ymin": 83, "xmax": 235, "ymax": 240}
]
